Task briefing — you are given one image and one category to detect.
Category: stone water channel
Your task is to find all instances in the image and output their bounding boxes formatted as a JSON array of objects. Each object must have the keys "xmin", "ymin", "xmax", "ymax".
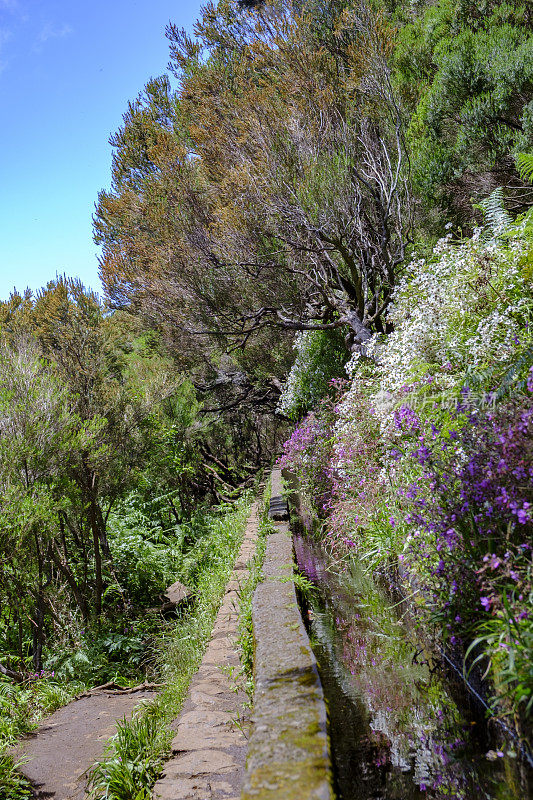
[{"xmin": 292, "ymin": 530, "xmax": 532, "ymax": 800}]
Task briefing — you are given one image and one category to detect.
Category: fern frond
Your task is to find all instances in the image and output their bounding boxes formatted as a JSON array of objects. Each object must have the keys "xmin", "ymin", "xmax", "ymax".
[
  {"xmin": 515, "ymin": 152, "xmax": 533, "ymax": 184},
  {"xmin": 478, "ymin": 188, "xmax": 512, "ymax": 235}
]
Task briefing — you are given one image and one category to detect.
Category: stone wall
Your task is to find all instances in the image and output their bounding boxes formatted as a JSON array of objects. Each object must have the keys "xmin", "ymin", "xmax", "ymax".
[{"xmin": 241, "ymin": 470, "xmax": 333, "ymax": 800}]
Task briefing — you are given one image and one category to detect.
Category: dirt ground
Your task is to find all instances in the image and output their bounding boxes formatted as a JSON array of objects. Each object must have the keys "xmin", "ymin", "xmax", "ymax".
[{"xmin": 13, "ymin": 689, "xmax": 155, "ymax": 799}]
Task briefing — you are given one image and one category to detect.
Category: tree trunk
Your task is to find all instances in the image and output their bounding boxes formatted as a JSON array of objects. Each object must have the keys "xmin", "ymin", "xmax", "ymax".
[
  {"xmin": 50, "ymin": 540, "xmax": 89, "ymax": 621},
  {"xmin": 0, "ymin": 663, "xmax": 24, "ymax": 683},
  {"xmin": 32, "ymin": 598, "xmax": 45, "ymax": 672},
  {"xmin": 92, "ymin": 525, "xmax": 103, "ymax": 617},
  {"xmin": 32, "ymin": 532, "xmax": 46, "ymax": 672}
]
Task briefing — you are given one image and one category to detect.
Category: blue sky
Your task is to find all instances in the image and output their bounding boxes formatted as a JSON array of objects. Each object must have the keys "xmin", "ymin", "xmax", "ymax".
[{"xmin": 0, "ymin": 0, "xmax": 203, "ymax": 301}]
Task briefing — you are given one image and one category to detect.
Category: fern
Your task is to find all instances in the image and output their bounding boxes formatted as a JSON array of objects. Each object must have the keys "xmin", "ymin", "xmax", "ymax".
[
  {"xmin": 515, "ymin": 152, "xmax": 533, "ymax": 185},
  {"xmin": 477, "ymin": 187, "xmax": 512, "ymax": 235},
  {"xmin": 462, "ymin": 345, "xmax": 533, "ymax": 403}
]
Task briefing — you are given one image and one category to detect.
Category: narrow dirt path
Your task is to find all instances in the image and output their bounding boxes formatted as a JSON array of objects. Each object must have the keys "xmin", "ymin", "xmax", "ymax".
[
  {"xmin": 153, "ymin": 500, "xmax": 260, "ymax": 800},
  {"xmin": 13, "ymin": 688, "xmax": 155, "ymax": 799}
]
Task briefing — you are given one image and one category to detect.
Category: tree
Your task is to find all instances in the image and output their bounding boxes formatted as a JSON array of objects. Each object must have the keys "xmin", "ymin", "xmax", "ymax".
[
  {"xmin": 94, "ymin": 0, "xmax": 412, "ymax": 360},
  {"xmin": 0, "ymin": 279, "xmax": 194, "ymax": 670},
  {"xmin": 393, "ymin": 0, "xmax": 533, "ymax": 223},
  {"xmin": 0, "ymin": 338, "xmax": 84, "ymax": 669}
]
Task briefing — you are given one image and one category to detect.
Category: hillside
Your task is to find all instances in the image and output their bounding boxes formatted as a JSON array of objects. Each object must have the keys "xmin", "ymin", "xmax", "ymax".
[{"xmin": 0, "ymin": 1, "xmax": 532, "ymax": 797}]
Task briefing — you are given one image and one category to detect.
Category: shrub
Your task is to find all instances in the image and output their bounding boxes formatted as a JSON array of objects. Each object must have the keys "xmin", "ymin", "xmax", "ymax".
[
  {"xmin": 277, "ymin": 329, "xmax": 348, "ymax": 421},
  {"xmin": 280, "ymin": 212, "xmax": 533, "ymax": 726}
]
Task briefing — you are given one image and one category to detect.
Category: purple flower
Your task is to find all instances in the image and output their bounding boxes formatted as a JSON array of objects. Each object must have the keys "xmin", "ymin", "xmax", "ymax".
[
  {"xmin": 394, "ymin": 405, "xmax": 420, "ymax": 432},
  {"xmin": 405, "ymin": 484, "xmax": 418, "ymax": 500},
  {"xmin": 516, "ymin": 508, "xmax": 530, "ymax": 525},
  {"xmin": 480, "ymin": 596, "xmax": 492, "ymax": 611}
]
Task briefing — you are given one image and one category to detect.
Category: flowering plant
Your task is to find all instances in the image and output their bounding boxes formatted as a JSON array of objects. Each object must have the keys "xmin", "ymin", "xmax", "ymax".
[{"xmin": 280, "ymin": 210, "xmax": 533, "ymax": 725}]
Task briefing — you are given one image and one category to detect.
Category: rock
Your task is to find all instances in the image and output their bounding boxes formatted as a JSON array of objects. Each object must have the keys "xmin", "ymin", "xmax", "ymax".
[
  {"xmin": 268, "ymin": 469, "xmax": 289, "ymax": 521},
  {"xmin": 163, "ymin": 580, "xmax": 193, "ymax": 608},
  {"xmin": 268, "ymin": 498, "xmax": 289, "ymax": 521},
  {"xmin": 163, "ymin": 748, "xmax": 239, "ymax": 776}
]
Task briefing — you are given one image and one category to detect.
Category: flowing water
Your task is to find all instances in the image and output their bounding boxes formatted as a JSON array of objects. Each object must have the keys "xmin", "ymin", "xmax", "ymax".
[{"xmin": 293, "ymin": 531, "xmax": 532, "ymax": 800}]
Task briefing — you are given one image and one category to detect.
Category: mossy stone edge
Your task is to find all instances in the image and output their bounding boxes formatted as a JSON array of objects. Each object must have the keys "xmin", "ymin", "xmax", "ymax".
[{"xmin": 241, "ymin": 473, "xmax": 333, "ymax": 800}]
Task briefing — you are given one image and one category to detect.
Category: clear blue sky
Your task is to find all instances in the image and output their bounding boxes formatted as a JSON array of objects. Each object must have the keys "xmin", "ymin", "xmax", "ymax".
[{"xmin": 0, "ymin": 0, "xmax": 203, "ymax": 301}]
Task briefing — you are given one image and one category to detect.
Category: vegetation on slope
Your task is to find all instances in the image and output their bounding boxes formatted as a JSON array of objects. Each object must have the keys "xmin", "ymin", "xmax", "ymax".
[
  {"xmin": 1, "ymin": 0, "xmax": 532, "ymax": 793},
  {"xmin": 280, "ymin": 202, "xmax": 533, "ymax": 738}
]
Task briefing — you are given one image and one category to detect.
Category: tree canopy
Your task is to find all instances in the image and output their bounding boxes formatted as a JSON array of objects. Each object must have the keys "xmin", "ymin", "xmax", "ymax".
[{"xmin": 95, "ymin": 0, "xmax": 412, "ymax": 362}]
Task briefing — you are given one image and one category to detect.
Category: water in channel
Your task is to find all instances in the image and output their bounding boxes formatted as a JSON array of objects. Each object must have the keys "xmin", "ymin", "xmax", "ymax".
[{"xmin": 293, "ymin": 531, "xmax": 532, "ymax": 800}]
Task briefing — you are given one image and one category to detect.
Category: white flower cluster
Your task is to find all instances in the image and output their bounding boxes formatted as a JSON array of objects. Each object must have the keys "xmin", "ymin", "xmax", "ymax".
[
  {"xmin": 339, "ymin": 216, "xmax": 533, "ymax": 435},
  {"xmin": 277, "ymin": 332, "xmax": 307, "ymax": 416},
  {"xmin": 277, "ymin": 330, "xmax": 331, "ymax": 417}
]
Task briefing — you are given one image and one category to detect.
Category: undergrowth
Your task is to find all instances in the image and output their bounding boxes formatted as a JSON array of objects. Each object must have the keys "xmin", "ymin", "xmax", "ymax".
[
  {"xmin": 235, "ymin": 481, "xmax": 271, "ymax": 697},
  {"xmin": 87, "ymin": 495, "xmax": 252, "ymax": 800}
]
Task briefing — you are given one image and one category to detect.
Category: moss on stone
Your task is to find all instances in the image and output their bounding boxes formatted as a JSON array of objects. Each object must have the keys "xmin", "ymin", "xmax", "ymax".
[{"xmin": 242, "ymin": 757, "xmax": 330, "ymax": 800}]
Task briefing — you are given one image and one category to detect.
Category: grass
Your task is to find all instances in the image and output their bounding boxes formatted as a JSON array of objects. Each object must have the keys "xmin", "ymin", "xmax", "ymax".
[
  {"xmin": 0, "ymin": 676, "xmax": 87, "ymax": 800},
  {"xmin": 235, "ymin": 481, "xmax": 271, "ymax": 698},
  {"xmin": 87, "ymin": 494, "xmax": 252, "ymax": 800},
  {"xmin": 0, "ymin": 755, "xmax": 33, "ymax": 800}
]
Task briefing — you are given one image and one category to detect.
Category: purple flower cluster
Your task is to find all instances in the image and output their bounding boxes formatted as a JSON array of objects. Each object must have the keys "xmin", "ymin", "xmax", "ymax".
[
  {"xmin": 394, "ymin": 405, "xmax": 421, "ymax": 432},
  {"xmin": 280, "ymin": 366, "xmax": 533, "ymax": 717},
  {"xmin": 278, "ymin": 401, "xmax": 337, "ymax": 517},
  {"xmin": 397, "ymin": 399, "xmax": 533, "ymax": 642},
  {"xmin": 28, "ymin": 669, "xmax": 55, "ymax": 681}
]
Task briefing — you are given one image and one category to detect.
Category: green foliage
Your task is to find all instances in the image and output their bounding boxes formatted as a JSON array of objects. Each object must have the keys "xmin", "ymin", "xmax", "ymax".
[
  {"xmin": 278, "ymin": 571, "xmax": 316, "ymax": 598},
  {"xmin": 476, "ymin": 187, "xmax": 512, "ymax": 236},
  {"xmin": 88, "ymin": 711, "xmax": 166, "ymax": 800},
  {"xmin": 45, "ymin": 618, "xmax": 155, "ymax": 686},
  {"xmin": 0, "ymin": 756, "xmax": 32, "ymax": 800},
  {"xmin": 278, "ymin": 329, "xmax": 348, "ymax": 420},
  {"xmin": 394, "ymin": 0, "xmax": 533, "ymax": 217},
  {"xmin": 466, "ymin": 574, "xmax": 533, "ymax": 718},
  {"xmin": 106, "ymin": 502, "xmax": 183, "ymax": 607},
  {"xmin": 0, "ymin": 278, "xmax": 213, "ymax": 689},
  {"xmin": 516, "ymin": 152, "xmax": 533, "ymax": 184},
  {"xmin": 88, "ymin": 497, "xmax": 251, "ymax": 800}
]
